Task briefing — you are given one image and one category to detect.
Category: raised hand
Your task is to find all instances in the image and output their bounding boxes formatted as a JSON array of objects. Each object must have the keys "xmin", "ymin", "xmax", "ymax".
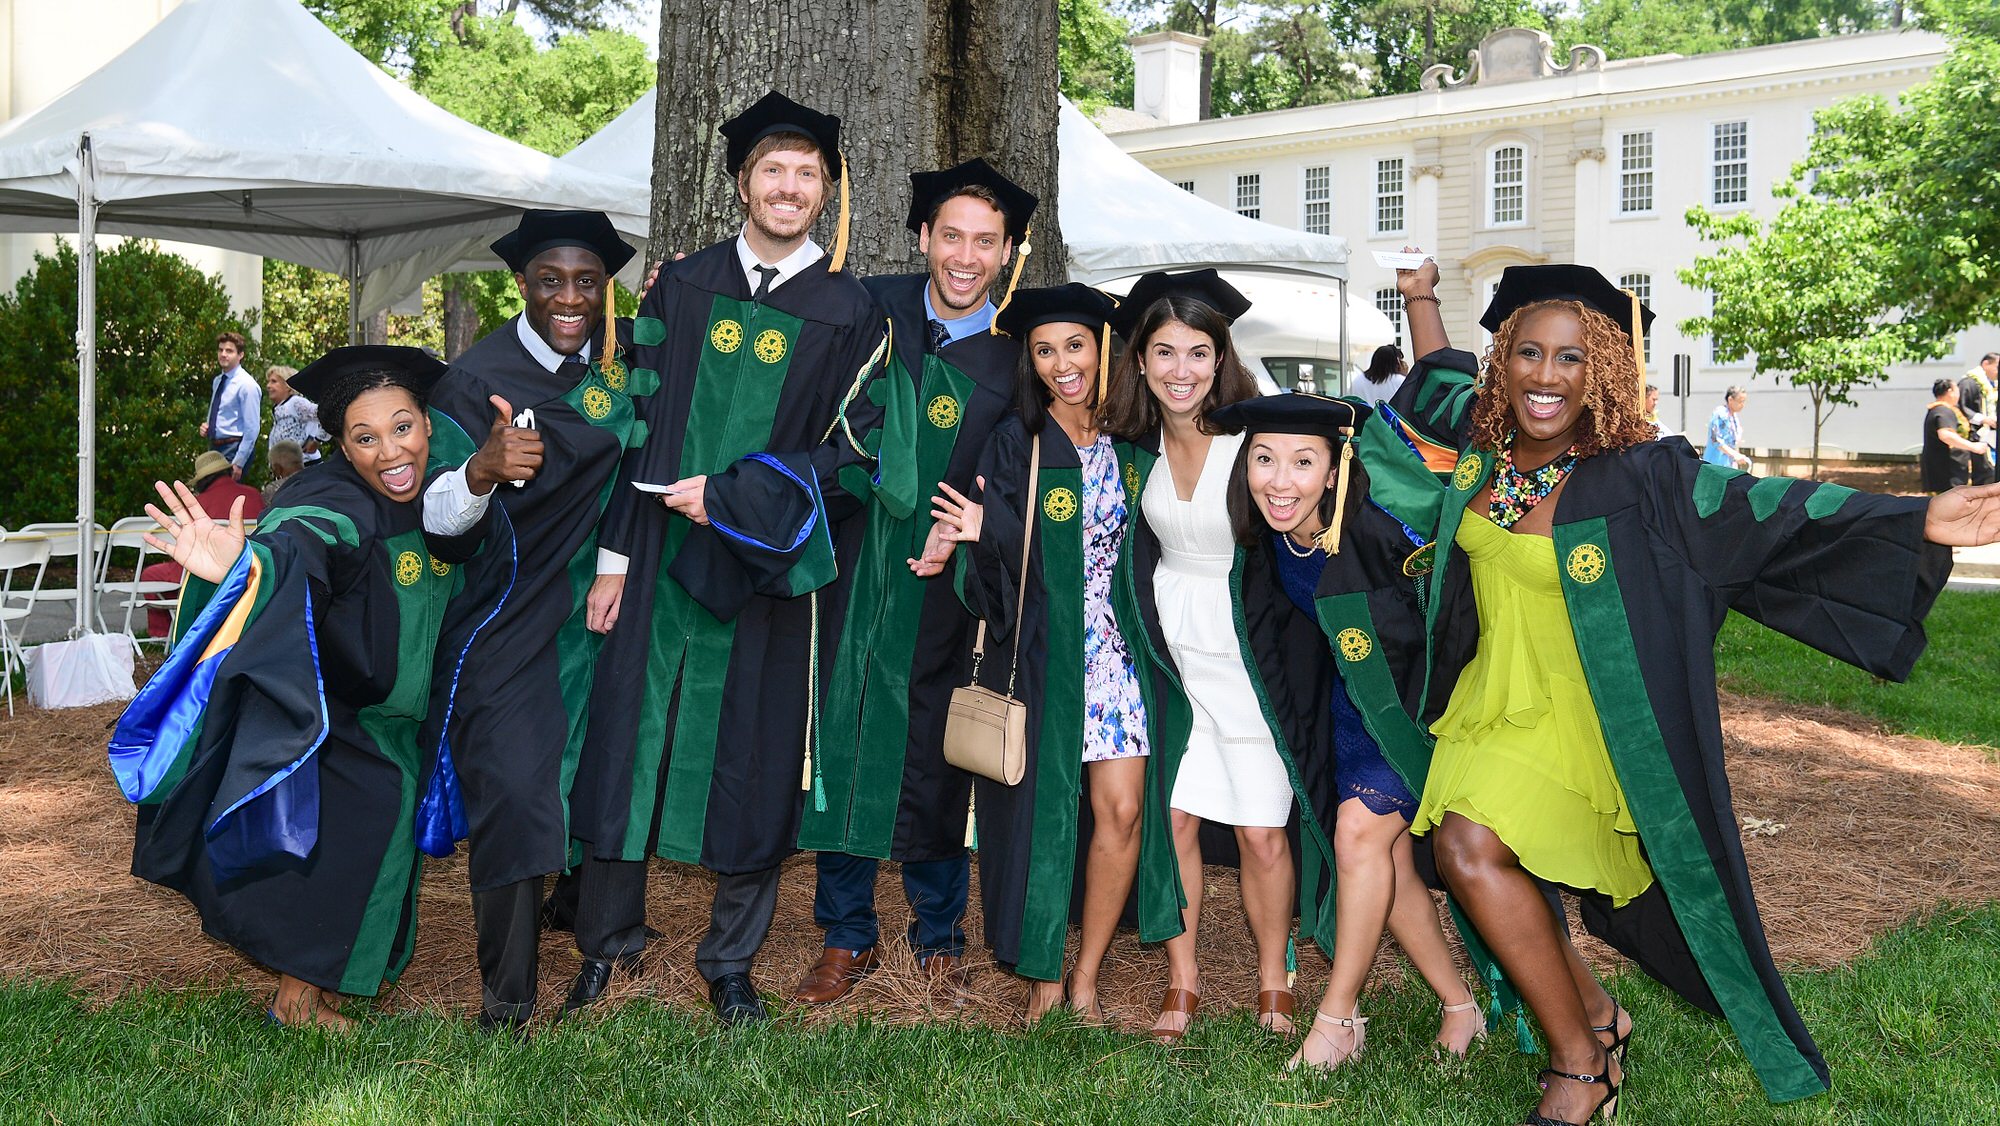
[
  {"xmin": 907, "ymin": 519, "xmax": 956, "ymax": 577},
  {"xmin": 142, "ymin": 480, "xmax": 246, "ymax": 585},
  {"xmin": 1924, "ymin": 481, "xmax": 2000, "ymax": 547},
  {"xmin": 1394, "ymin": 245, "xmax": 1439, "ymax": 298},
  {"xmin": 931, "ymin": 478, "xmax": 984, "ymax": 544},
  {"xmin": 464, "ymin": 394, "xmax": 543, "ymax": 494}
]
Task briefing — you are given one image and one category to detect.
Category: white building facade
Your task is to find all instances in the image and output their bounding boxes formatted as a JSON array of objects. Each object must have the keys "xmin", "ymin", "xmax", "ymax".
[{"xmin": 1109, "ymin": 28, "xmax": 1983, "ymax": 456}]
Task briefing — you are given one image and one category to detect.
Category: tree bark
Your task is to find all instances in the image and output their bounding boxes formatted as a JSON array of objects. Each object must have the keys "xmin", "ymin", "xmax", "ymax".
[
  {"xmin": 442, "ymin": 277, "xmax": 479, "ymax": 361},
  {"xmin": 649, "ymin": 0, "xmax": 1065, "ymax": 286}
]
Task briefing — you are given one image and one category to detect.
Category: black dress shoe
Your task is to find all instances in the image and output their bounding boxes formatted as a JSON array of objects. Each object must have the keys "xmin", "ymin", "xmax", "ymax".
[
  {"xmin": 477, "ymin": 1009, "xmax": 530, "ymax": 1041},
  {"xmin": 708, "ymin": 972, "xmax": 769, "ymax": 1026},
  {"xmin": 557, "ymin": 952, "xmax": 642, "ymax": 1019}
]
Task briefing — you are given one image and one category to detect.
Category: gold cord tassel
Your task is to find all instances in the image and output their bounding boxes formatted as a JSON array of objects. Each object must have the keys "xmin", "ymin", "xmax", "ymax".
[
  {"xmin": 1316, "ymin": 427, "xmax": 1355, "ymax": 554},
  {"xmin": 828, "ymin": 153, "xmax": 853, "ymax": 273},
  {"xmin": 1626, "ymin": 287, "xmax": 1645, "ymax": 390},
  {"xmin": 1097, "ymin": 321, "xmax": 1112, "ymax": 407},
  {"xmin": 988, "ymin": 227, "xmax": 1032, "ymax": 336},
  {"xmin": 601, "ymin": 277, "xmax": 622, "ymax": 379}
]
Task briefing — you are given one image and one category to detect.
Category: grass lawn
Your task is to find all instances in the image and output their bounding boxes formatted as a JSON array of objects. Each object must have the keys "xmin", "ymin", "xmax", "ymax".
[
  {"xmin": 3, "ymin": 905, "xmax": 1995, "ymax": 1125},
  {"xmin": 1716, "ymin": 589, "xmax": 1998, "ymax": 753}
]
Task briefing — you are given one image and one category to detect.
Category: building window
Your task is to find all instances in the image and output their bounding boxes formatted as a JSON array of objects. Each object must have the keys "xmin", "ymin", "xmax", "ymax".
[
  {"xmin": 1712, "ymin": 121, "xmax": 1749, "ymax": 205},
  {"xmin": 1173, "ymin": 180, "xmax": 1196, "ymax": 194},
  {"xmin": 1489, "ymin": 145, "xmax": 1525, "ymax": 226},
  {"xmin": 1303, "ymin": 165, "xmax": 1331, "ymax": 235},
  {"xmin": 1618, "ymin": 131, "xmax": 1654, "ymax": 214},
  {"xmin": 1618, "ymin": 272, "xmax": 1654, "ymax": 366},
  {"xmin": 1374, "ymin": 158, "xmax": 1405, "ymax": 236},
  {"xmin": 1235, "ymin": 173, "xmax": 1262, "ymax": 220},
  {"xmin": 1374, "ymin": 287, "xmax": 1404, "ymax": 348}
]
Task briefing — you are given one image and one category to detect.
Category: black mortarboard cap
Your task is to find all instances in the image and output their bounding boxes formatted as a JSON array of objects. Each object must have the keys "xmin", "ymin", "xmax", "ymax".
[
  {"xmin": 719, "ymin": 91, "xmax": 844, "ymax": 180},
  {"xmin": 905, "ymin": 158, "xmax": 1037, "ymax": 243},
  {"xmin": 1479, "ymin": 264, "xmax": 1655, "ymax": 342},
  {"xmin": 490, "ymin": 209, "xmax": 636, "ymax": 275},
  {"xmin": 288, "ymin": 345, "xmax": 446, "ymax": 405},
  {"xmin": 1209, "ymin": 392, "xmax": 1372, "ymax": 442},
  {"xmin": 993, "ymin": 283, "xmax": 1117, "ymax": 338},
  {"xmin": 1109, "ymin": 268, "xmax": 1252, "ymax": 338}
]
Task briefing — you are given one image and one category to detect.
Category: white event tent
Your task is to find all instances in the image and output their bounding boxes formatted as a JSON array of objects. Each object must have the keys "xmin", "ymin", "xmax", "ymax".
[{"xmin": 0, "ymin": 0, "xmax": 647, "ymax": 630}]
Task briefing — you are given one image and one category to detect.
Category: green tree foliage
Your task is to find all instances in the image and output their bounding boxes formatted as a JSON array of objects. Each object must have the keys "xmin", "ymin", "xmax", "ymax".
[
  {"xmin": 413, "ymin": 15, "xmax": 652, "ymax": 155},
  {"xmin": 1680, "ymin": 182, "xmax": 1938, "ymax": 476},
  {"xmin": 1060, "ymin": 0, "xmax": 1135, "ymax": 113},
  {"xmin": 1559, "ymin": 0, "xmax": 1890, "ymax": 60},
  {"xmin": 1798, "ymin": 0, "xmax": 2000, "ymax": 339},
  {"xmin": 1209, "ymin": 7, "xmax": 1369, "ymax": 114},
  {"xmin": 1351, "ymin": 0, "xmax": 1554, "ymax": 96},
  {"xmin": 0, "ymin": 241, "xmax": 255, "ymax": 527},
  {"xmin": 259, "ymin": 259, "xmax": 350, "ymax": 370}
]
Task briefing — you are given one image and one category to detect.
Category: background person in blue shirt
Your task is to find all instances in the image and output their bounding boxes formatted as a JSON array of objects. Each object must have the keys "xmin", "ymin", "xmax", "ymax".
[
  {"xmin": 200, "ymin": 331, "xmax": 262, "ymax": 480},
  {"xmin": 1703, "ymin": 386, "xmax": 1749, "ymax": 469}
]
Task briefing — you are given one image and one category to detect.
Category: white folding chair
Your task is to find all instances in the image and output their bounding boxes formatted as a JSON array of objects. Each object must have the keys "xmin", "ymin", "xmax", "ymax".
[
  {"xmin": 0, "ymin": 534, "xmax": 52, "ymax": 715},
  {"xmin": 11, "ymin": 522, "xmax": 105, "ymax": 639},
  {"xmin": 98, "ymin": 517, "xmax": 183, "ymax": 649}
]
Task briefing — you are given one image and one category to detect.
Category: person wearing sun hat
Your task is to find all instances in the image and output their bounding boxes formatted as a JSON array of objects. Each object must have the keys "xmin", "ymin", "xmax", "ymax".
[
  {"xmin": 410, "ymin": 209, "xmax": 643, "ymax": 1033},
  {"xmin": 792, "ymin": 158, "xmax": 1037, "ymax": 1006},
  {"xmin": 926, "ymin": 282, "xmax": 1186, "ymax": 1025},
  {"xmin": 112, "ymin": 346, "xmax": 502, "ymax": 1030},
  {"xmin": 1366, "ymin": 258, "xmax": 2000, "ymax": 1120},
  {"xmin": 568, "ymin": 91, "xmax": 898, "ymax": 1026}
]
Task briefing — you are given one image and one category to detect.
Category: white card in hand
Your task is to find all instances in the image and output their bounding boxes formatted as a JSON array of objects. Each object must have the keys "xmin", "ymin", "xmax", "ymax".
[
  {"xmin": 631, "ymin": 481, "xmax": 681, "ymax": 495},
  {"xmin": 511, "ymin": 409, "xmax": 535, "ymax": 488},
  {"xmin": 1372, "ymin": 251, "xmax": 1433, "ymax": 270}
]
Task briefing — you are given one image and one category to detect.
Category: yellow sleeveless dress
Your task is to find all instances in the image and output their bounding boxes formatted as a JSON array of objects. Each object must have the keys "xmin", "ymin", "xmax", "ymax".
[{"xmin": 1411, "ymin": 509, "xmax": 1655, "ymax": 906}]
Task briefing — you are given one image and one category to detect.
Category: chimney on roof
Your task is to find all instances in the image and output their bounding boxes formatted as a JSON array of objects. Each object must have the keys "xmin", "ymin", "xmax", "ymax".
[{"xmin": 1127, "ymin": 30, "xmax": 1206, "ymax": 126}]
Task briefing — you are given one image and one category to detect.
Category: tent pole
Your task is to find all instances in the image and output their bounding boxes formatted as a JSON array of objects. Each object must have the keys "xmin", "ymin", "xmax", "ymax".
[
  {"xmin": 1337, "ymin": 276, "xmax": 1351, "ymax": 396},
  {"xmin": 75, "ymin": 134, "xmax": 98, "ymax": 636},
  {"xmin": 346, "ymin": 237, "xmax": 361, "ymax": 345}
]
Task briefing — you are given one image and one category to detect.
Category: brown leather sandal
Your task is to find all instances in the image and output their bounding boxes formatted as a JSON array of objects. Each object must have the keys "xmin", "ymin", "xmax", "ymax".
[
  {"xmin": 1150, "ymin": 987, "xmax": 1200, "ymax": 1044},
  {"xmin": 1257, "ymin": 989, "xmax": 1296, "ymax": 1031}
]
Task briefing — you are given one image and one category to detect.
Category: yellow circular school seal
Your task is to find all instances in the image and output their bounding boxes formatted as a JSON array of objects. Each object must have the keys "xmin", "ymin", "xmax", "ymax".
[
  {"xmin": 1566, "ymin": 543, "xmax": 1607, "ymax": 584},
  {"xmin": 395, "ymin": 551, "xmax": 422, "ymax": 587},
  {"xmin": 1336, "ymin": 627, "xmax": 1373, "ymax": 662},
  {"xmin": 581, "ymin": 386, "xmax": 613, "ymax": 420},
  {"xmin": 429, "ymin": 555, "xmax": 451, "ymax": 577},
  {"xmin": 1123, "ymin": 462, "xmax": 1141, "ymax": 500},
  {"xmin": 710, "ymin": 319, "xmax": 744, "ymax": 353},
  {"xmin": 1452, "ymin": 453, "xmax": 1484, "ymax": 492},
  {"xmin": 601, "ymin": 360, "xmax": 627, "ymax": 392},
  {"xmin": 927, "ymin": 395, "xmax": 961, "ymax": 429},
  {"xmin": 1043, "ymin": 487, "xmax": 1078, "ymax": 522},
  {"xmin": 754, "ymin": 329, "xmax": 788, "ymax": 364}
]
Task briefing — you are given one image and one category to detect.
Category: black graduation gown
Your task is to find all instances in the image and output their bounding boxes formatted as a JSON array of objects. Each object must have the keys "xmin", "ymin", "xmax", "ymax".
[
  {"xmin": 574, "ymin": 240, "xmax": 888, "ymax": 876},
  {"xmin": 418, "ymin": 316, "xmax": 641, "ymax": 892},
  {"xmin": 798, "ymin": 273, "xmax": 1017, "ymax": 862},
  {"xmin": 959, "ymin": 412, "xmax": 1182, "ymax": 980},
  {"xmin": 113, "ymin": 453, "xmax": 475, "ymax": 994},
  {"xmin": 1376, "ymin": 348, "xmax": 1954, "ymax": 1102}
]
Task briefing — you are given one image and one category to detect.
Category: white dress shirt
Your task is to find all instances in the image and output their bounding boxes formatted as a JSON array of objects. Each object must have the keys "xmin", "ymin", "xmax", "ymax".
[{"xmin": 735, "ymin": 230, "xmax": 823, "ymax": 296}]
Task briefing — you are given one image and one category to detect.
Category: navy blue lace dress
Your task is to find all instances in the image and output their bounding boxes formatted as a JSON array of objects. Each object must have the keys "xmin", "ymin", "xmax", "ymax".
[{"xmin": 1271, "ymin": 535, "xmax": 1417, "ymax": 819}]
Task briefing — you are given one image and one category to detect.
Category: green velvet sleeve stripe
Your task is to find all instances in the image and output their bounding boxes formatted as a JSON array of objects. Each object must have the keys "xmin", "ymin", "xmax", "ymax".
[
  {"xmin": 1746, "ymin": 476, "xmax": 1799, "ymax": 522},
  {"xmin": 627, "ymin": 366, "xmax": 660, "ymax": 398},
  {"xmin": 1555, "ymin": 517, "xmax": 1829, "ymax": 1103},
  {"xmin": 1692, "ymin": 463, "xmax": 1747, "ymax": 518},
  {"xmin": 1803, "ymin": 481, "xmax": 1857, "ymax": 519},
  {"xmin": 255, "ymin": 505, "xmax": 361, "ymax": 549},
  {"xmin": 632, "ymin": 315, "xmax": 667, "ymax": 346}
]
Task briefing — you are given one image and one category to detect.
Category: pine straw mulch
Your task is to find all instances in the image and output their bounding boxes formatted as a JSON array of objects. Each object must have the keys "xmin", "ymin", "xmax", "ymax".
[{"xmin": 2, "ymin": 689, "xmax": 1995, "ymax": 1033}]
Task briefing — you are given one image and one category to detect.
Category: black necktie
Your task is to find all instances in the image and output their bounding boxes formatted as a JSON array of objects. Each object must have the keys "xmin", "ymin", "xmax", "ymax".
[
  {"xmin": 929, "ymin": 318, "xmax": 951, "ymax": 353},
  {"xmin": 753, "ymin": 264, "xmax": 779, "ymax": 302},
  {"xmin": 560, "ymin": 352, "xmax": 587, "ymax": 372}
]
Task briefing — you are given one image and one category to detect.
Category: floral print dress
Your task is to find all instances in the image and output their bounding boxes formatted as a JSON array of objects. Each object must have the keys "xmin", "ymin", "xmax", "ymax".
[{"xmin": 1078, "ymin": 436, "xmax": 1150, "ymax": 763}]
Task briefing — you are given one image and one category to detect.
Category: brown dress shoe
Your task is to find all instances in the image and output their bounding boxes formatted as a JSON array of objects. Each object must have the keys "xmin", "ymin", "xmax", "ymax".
[
  {"xmin": 918, "ymin": 952, "xmax": 965, "ymax": 986},
  {"xmin": 791, "ymin": 946, "xmax": 878, "ymax": 1004}
]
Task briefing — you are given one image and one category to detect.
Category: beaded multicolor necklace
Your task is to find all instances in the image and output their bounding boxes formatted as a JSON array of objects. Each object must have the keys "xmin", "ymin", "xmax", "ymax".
[{"xmin": 1490, "ymin": 434, "xmax": 1578, "ymax": 530}]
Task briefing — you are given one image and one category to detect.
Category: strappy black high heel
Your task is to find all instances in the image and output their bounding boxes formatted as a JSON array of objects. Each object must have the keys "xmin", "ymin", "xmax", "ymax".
[
  {"xmin": 1592, "ymin": 997, "xmax": 1632, "ymax": 1067},
  {"xmin": 1521, "ymin": 1047, "xmax": 1620, "ymax": 1125}
]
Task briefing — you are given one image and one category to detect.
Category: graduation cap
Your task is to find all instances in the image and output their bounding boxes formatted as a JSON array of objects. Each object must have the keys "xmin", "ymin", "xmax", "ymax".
[
  {"xmin": 994, "ymin": 283, "xmax": 1121, "ymax": 403},
  {"xmin": 288, "ymin": 345, "xmax": 446, "ymax": 406},
  {"xmin": 1209, "ymin": 392, "xmax": 1372, "ymax": 555},
  {"xmin": 720, "ymin": 91, "xmax": 854, "ymax": 272},
  {"xmin": 1479, "ymin": 263, "xmax": 1656, "ymax": 382},
  {"xmin": 489, "ymin": 210, "xmax": 636, "ymax": 275},
  {"xmin": 908, "ymin": 159, "xmax": 1040, "ymax": 326},
  {"xmin": 1108, "ymin": 268, "xmax": 1253, "ymax": 340}
]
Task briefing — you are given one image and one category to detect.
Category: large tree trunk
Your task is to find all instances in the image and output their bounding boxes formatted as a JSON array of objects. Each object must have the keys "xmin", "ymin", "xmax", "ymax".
[
  {"xmin": 649, "ymin": 0, "xmax": 1065, "ymax": 286},
  {"xmin": 442, "ymin": 277, "xmax": 479, "ymax": 361}
]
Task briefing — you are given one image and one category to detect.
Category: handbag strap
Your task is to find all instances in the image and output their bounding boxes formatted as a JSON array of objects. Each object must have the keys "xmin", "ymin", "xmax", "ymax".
[{"xmin": 970, "ymin": 432, "xmax": 1040, "ymax": 697}]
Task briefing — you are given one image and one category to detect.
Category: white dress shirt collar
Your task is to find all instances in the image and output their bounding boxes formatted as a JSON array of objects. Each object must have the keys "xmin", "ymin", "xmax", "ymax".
[
  {"xmin": 515, "ymin": 313, "xmax": 593, "ymax": 374},
  {"xmin": 734, "ymin": 228, "xmax": 824, "ymax": 296}
]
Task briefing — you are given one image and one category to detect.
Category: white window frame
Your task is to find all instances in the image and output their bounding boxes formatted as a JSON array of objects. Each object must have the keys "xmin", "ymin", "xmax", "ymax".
[
  {"xmin": 1235, "ymin": 173, "xmax": 1262, "ymax": 220},
  {"xmin": 1374, "ymin": 287, "xmax": 1404, "ymax": 348},
  {"xmin": 1618, "ymin": 272, "xmax": 1654, "ymax": 367},
  {"xmin": 1617, "ymin": 130, "xmax": 1655, "ymax": 216},
  {"xmin": 1301, "ymin": 164, "xmax": 1331, "ymax": 236},
  {"xmin": 1373, "ymin": 158, "xmax": 1406, "ymax": 237},
  {"xmin": 1487, "ymin": 143, "xmax": 1527, "ymax": 228},
  {"xmin": 1710, "ymin": 120, "xmax": 1750, "ymax": 208},
  {"xmin": 1173, "ymin": 179, "xmax": 1196, "ymax": 194}
]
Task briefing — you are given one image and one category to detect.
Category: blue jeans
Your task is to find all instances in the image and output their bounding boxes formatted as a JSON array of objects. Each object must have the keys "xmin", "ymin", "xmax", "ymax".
[{"xmin": 813, "ymin": 851, "xmax": 968, "ymax": 958}]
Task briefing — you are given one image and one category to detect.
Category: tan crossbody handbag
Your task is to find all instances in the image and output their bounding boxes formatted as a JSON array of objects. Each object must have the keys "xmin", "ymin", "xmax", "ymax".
[{"xmin": 942, "ymin": 434, "xmax": 1040, "ymax": 785}]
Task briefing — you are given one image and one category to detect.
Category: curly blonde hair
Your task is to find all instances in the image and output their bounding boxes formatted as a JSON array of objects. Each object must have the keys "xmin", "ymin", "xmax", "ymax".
[{"xmin": 1469, "ymin": 300, "xmax": 1656, "ymax": 457}]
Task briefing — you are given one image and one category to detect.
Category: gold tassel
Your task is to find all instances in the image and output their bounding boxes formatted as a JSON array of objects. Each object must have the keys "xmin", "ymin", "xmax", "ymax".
[
  {"xmin": 1626, "ymin": 287, "xmax": 1645, "ymax": 388},
  {"xmin": 828, "ymin": 154, "xmax": 852, "ymax": 273},
  {"xmin": 1316, "ymin": 427, "xmax": 1356, "ymax": 554},
  {"xmin": 1097, "ymin": 320, "xmax": 1112, "ymax": 407},
  {"xmin": 600, "ymin": 277, "xmax": 624, "ymax": 385},
  {"xmin": 988, "ymin": 226, "xmax": 1032, "ymax": 336}
]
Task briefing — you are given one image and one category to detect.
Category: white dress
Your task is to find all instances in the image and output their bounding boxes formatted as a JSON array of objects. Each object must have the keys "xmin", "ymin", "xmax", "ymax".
[{"xmin": 1143, "ymin": 430, "xmax": 1294, "ymax": 827}]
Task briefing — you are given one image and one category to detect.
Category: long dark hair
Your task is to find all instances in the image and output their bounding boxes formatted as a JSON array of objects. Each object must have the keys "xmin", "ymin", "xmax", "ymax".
[
  {"xmin": 1362, "ymin": 344, "xmax": 1403, "ymax": 384},
  {"xmin": 1224, "ymin": 433, "xmax": 1369, "ymax": 548},
  {"xmin": 1100, "ymin": 296, "xmax": 1258, "ymax": 439}
]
